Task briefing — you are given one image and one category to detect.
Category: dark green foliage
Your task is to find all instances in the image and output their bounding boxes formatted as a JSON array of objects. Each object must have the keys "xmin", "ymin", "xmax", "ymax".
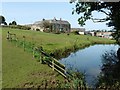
[
  {"xmin": 36, "ymin": 28, "xmax": 40, "ymax": 31},
  {"xmin": 65, "ymin": 69, "xmax": 87, "ymax": 89},
  {"xmin": 96, "ymin": 49, "xmax": 120, "ymax": 89},
  {"xmin": 24, "ymin": 42, "xmax": 34, "ymax": 52},
  {"xmin": 54, "ymin": 32, "xmax": 61, "ymax": 34},
  {"xmin": 4, "ymin": 22, "xmax": 7, "ymax": 25},
  {"xmin": 0, "ymin": 15, "xmax": 7, "ymax": 25},
  {"xmin": 72, "ymin": 31, "xmax": 79, "ymax": 35},
  {"xmin": 9, "ymin": 25, "xmax": 31, "ymax": 30},
  {"xmin": 117, "ymin": 48, "xmax": 120, "ymax": 60},
  {"xmin": 11, "ymin": 21, "xmax": 17, "ymax": 25},
  {"xmin": 0, "ymin": 15, "xmax": 5, "ymax": 24},
  {"xmin": 42, "ymin": 20, "xmax": 52, "ymax": 32},
  {"xmin": 9, "ymin": 22, "xmax": 12, "ymax": 25},
  {"xmin": 71, "ymin": 1, "xmax": 120, "ymax": 44}
]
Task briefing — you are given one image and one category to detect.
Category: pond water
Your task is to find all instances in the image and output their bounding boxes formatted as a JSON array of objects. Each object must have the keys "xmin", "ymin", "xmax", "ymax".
[{"xmin": 59, "ymin": 44, "xmax": 119, "ymax": 86}]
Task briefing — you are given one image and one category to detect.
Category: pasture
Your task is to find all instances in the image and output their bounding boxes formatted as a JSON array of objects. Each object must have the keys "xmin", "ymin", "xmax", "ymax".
[
  {"xmin": 2, "ymin": 28, "xmax": 64, "ymax": 88},
  {"xmin": 2, "ymin": 27, "xmax": 115, "ymax": 54},
  {"xmin": 2, "ymin": 27, "xmax": 115, "ymax": 88}
]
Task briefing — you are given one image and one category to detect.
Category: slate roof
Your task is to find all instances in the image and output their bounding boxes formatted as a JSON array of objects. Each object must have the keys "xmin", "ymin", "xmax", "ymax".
[
  {"xmin": 49, "ymin": 20, "xmax": 70, "ymax": 25},
  {"xmin": 34, "ymin": 19, "xmax": 70, "ymax": 25}
]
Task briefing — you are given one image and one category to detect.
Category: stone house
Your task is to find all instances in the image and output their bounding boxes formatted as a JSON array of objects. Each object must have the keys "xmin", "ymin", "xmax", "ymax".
[
  {"xmin": 30, "ymin": 21, "xmax": 44, "ymax": 31},
  {"xmin": 95, "ymin": 32, "xmax": 113, "ymax": 39},
  {"xmin": 89, "ymin": 32, "xmax": 95, "ymax": 36},
  {"xmin": 30, "ymin": 18, "xmax": 71, "ymax": 33}
]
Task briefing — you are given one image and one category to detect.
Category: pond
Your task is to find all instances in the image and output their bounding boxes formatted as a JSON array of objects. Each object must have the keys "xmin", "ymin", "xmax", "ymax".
[{"xmin": 59, "ymin": 44, "xmax": 119, "ymax": 87}]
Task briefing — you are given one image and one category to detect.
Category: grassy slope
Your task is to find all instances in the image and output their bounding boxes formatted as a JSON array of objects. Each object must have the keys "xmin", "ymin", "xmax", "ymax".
[
  {"xmin": 2, "ymin": 28, "xmax": 64, "ymax": 88},
  {"xmin": 2, "ymin": 27, "xmax": 115, "ymax": 53},
  {"xmin": 2, "ymin": 27, "xmax": 115, "ymax": 88}
]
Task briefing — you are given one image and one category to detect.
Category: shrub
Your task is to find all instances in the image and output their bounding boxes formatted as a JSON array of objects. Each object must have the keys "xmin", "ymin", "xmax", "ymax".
[
  {"xmin": 9, "ymin": 25, "xmax": 31, "ymax": 30},
  {"xmin": 72, "ymin": 31, "xmax": 79, "ymax": 35},
  {"xmin": 36, "ymin": 29, "xmax": 40, "ymax": 31}
]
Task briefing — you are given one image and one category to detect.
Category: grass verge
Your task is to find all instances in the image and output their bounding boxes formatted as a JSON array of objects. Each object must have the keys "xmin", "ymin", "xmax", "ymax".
[{"xmin": 2, "ymin": 27, "xmax": 64, "ymax": 88}]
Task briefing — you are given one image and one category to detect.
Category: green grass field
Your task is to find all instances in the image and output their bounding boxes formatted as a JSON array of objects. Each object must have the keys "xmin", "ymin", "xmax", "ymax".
[
  {"xmin": 2, "ymin": 27, "xmax": 115, "ymax": 88},
  {"xmin": 2, "ymin": 27, "xmax": 115, "ymax": 53},
  {"xmin": 2, "ymin": 28, "xmax": 64, "ymax": 88}
]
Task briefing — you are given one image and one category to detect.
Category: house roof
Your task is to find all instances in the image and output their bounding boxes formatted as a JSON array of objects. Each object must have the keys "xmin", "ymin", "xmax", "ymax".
[
  {"xmin": 34, "ymin": 19, "xmax": 70, "ymax": 25},
  {"xmin": 50, "ymin": 20, "xmax": 70, "ymax": 25}
]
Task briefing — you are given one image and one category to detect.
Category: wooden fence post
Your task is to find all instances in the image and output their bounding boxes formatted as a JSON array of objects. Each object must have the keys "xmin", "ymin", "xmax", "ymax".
[
  {"xmin": 16, "ymin": 38, "xmax": 18, "ymax": 47},
  {"xmin": 33, "ymin": 47, "xmax": 35, "ymax": 59},
  {"xmin": 52, "ymin": 59, "xmax": 54, "ymax": 71},
  {"xmin": 39, "ymin": 52, "xmax": 41, "ymax": 63},
  {"xmin": 10, "ymin": 34, "xmax": 11, "ymax": 41},
  {"xmin": 41, "ymin": 52, "xmax": 44, "ymax": 64},
  {"xmin": 7, "ymin": 31, "xmax": 12, "ymax": 41},
  {"xmin": 23, "ymin": 36, "xmax": 25, "ymax": 51},
  {"xmin": 40, "ymin": 47, "xmax": 43, "ymax": 64},
  {"xmin": 7, "ymin": 31, "xmax": 10, "ymax": 40}
]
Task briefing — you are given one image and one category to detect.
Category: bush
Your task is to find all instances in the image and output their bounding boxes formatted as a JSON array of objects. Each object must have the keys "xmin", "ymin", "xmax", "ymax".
[
  {"xmin": 9, "ymin": 25, "xmax": 31, "ymax": 30},
  {"xmin": 36, "ymin": 29, "xmax": 40, "ymax": 31},
  {"xmin": 72, "ymin": 31, "xmax": 79, "ymax": 35}
]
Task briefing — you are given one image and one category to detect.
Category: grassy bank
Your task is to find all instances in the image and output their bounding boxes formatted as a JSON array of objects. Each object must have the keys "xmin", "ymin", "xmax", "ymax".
[
  {"xmin": 2, "ymin": 27, "xmax": 115, "ymax": 59},
  {"xmin": 2, "ymin": 27, "xmax": 115, "ymax": 88},
  {"xmin": 2, "ymin": 28, "xmax": 64, "ymax": 88}
]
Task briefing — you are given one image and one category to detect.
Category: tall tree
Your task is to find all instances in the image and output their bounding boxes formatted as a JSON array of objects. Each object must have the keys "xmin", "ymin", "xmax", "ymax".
[
  {"xmin": 70, "ymin": 1, "xmax": 120, "ymax": 88},
  {"xmin": 70, "ymin": 0, "xmax": 120, "ymax": 44},
  {"xmin": 9, "ymin": 22, "xmax": 12, "ymax": 25},
  {"xmin": 11, "ymin": 21, "xmax": 17, "ymax": 25},
  {"xmin": 41, "ymin": 20, "xmax": 52, "ymax": 32},
  {"xmin": 4, "ymin": 22, "xmax": 7, "ymax": 25},
  {"xmin": 95, "ymin": 50, "xmax": 120, "ymax": 89},
  {"xmin": 0, "ymin": 15, "xmax": 6, "ymax": 25}
]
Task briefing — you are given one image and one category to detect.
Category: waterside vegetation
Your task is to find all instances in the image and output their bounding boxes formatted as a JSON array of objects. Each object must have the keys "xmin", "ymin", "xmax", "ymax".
[
  {"xmin": 2, "ymin": 27, "xmax": 116, "ymax": 88},
  {"xmin": 3, "ymin": 27, "xmax": 115, "ymax": 59}
]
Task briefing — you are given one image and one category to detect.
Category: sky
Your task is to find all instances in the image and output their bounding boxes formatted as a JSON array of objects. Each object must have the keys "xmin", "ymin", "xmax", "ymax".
[{"xmin": 1, "ymin": 2, "xmax": 113, "ymax": 31}]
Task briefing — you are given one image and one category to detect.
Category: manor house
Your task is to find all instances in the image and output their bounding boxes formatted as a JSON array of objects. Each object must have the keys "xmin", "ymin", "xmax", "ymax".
[{"xmin": 30, "ymin": 17, "xmax": 71, "ymax": 33}]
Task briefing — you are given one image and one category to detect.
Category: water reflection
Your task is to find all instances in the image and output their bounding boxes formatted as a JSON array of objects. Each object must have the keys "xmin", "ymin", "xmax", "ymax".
[
  {"xmin": 96, "ymin": 47, "xmax": 120, "ymax": 89},
  {"xmin": 59, "ymin": 44, "xmax": 119, "ymax": 87}
]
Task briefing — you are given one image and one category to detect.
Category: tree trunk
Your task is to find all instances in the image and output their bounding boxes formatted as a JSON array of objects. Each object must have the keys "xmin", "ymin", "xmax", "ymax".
[{"xmin": 117, "ymin": 48, "xmax": 120, "ymax": 60}]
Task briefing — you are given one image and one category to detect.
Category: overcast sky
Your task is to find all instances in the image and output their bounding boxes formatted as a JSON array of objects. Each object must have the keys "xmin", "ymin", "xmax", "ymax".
[{"xmin": 2, "ymin": 1, "xmax": 113, "ymax": 31}]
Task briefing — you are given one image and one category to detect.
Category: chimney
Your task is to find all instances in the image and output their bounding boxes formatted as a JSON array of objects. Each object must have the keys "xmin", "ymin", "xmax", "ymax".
[{"xmin": 60, "ymin": 18, "xmax": 62, "ymax": 21}]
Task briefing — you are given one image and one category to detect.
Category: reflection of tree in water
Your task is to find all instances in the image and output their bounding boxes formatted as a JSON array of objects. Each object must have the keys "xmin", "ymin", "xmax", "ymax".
[{"xmin": 96, "ymin": 48, "xmax": 120, "ymax": 89}]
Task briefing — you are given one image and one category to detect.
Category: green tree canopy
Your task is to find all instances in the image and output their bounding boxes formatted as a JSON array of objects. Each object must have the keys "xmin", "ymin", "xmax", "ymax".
[
  {"xmin": 70, "ymin": 0, "xmax": 120, "ymax": 44},
  {"xmin": 9, "ymin": 22, "xmax": 12, "ymax": 25},
  {"xmin": 11, "ymin": 21, "xmax": 17, "ymax": 25},
  {"xmin": 4, "ymin": 22, "xmax": 7, "ymax": 25},
  {"xmin": 42, "ymin": 20, "xmax": 51, "ymax": 29},
  {"xmin": 0, "ymin": 15, "xmax": 6, "ymax": 24}
]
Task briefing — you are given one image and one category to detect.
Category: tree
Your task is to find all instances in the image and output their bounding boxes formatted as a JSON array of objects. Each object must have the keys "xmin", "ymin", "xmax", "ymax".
[
  {"xmin": 96, "ymin": 50, "xmax": 120, "ymax": 89},
  {"xmin": 4, "ymin": 22, "xmax": 7, "ymax": 25},
  {"xmin": 9, "ymin": 22, "xmax": 12, "ymax": 25},
  {"xmin": 70, "ymin": 1, "xmax": 120, "ymax": 88},
  {"xmin": 41, "ymin": 20, "xmax": 52, "ymax": 32},
  {"xmin": 70, "ymin": 0, "xmax": 120, "ymax": 44},
  {"xmin": 0, "ymin": 15, "xmax": 6, "ymax": 25},
  {"xmin": 11, "ymin": 21, "xmax": 17, "ymax": 25}
]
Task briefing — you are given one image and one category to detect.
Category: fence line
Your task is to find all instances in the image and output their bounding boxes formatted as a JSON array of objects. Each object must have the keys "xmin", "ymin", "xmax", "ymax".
[{"xmin": 7, "ymin": 31, "xmax": 67, "ymax": 78}]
